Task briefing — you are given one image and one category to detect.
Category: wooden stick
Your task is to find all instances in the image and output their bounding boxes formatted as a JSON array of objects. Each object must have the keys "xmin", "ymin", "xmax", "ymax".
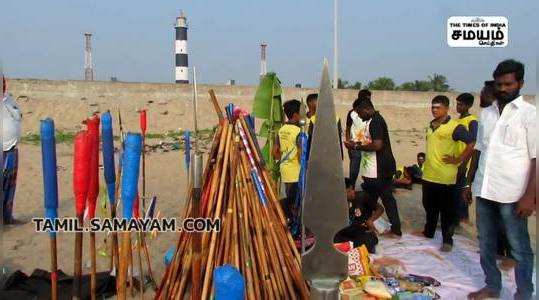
[
  {"xmin": 191, "ymin": 161, "xmax": 203, "ymax": 300},
  {"xmin": 129, "ymin": 234, "xmax": 134, "ymax": 297},
  {"xmin": 110, "ymin": 205, "xmax": 120, "ymax": 273},
  {"xmin": 118, "ymin": 231, "xmax": 130, "ymax": 300},
  {"xmin": 200, "ymin": 124, "xmax": 233, "ymax": 300},
  {"xmin": 136, "ymin": 233, "xmax": 144, "ymax": 300},
  {"xmin": 158, "ymin": 114, "xmax": 311, "ymax": 299},
  {"xmin": 235, "ymin": 185, "xmax": 256, "ymax": 300},
  {"xmin": 111, "ymin": 108, "xmax": 124, "ymax": 274},
  {"xmin": 90, "ymin": 232, "xmax": 97, "ymax": 300},
  {"xmin": 237, "ymin": 160, "xmax": 276, "ymax": 299},
  {"xmin": 50, "ymin": 237, "xmax": 58, "ymax": 300},
  {"xmin": 141, "ymin": 236, "xmax": 156, "ymax": 289},
  {"xmin": 73, "ymin": 215, "xmax": 84, "ymax": 300},
  {"xmin": 160, "ymin": 196, "xmax": 193, "ymax": 298},
  {"xmin": 140, "ymin": 109, "xmax": 147, "ymax": 213},
  {"xmin": 159, "ymin": 119, "xmax": 222, "ymax": 297},
  {"xmin": 208, "ymin": 89, "xmax": 225, "ymax": 121}
]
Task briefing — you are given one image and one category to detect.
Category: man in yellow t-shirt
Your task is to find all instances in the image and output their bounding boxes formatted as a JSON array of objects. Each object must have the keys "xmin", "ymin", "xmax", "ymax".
[
  {"xmin": 419, "ymin": 95, "xmax": 475, "ymax": 252},
  {"xmin": 454, "ymin": 93, "xmax": 478, "ymax": 225},
  {"xmin": 305, "ymin": 93, "xmax": 344, "ymax": 160},
  {"xmin": 273, "ymin": 99, "xmax": 302, "ymax": 219}
]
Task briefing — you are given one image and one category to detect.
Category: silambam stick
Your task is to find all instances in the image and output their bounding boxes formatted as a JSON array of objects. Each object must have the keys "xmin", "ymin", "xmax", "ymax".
[
  {"xmin": 235, "ymin": 185, "xmax": 255, "ymax": 300},
  {"xmin": 200, "ymin": 124, "xmax": 233, "ymax": 300},
  {"xmin": 236, "ymin": 120, "xmax": 301, "ymax": 275},
  {"xmin": 208, "ymin": 89, "xmax": 225, "ymax": 121},
  {"xmin": 173, "ymin": 250, "xmax": 192, "ymax": 299},
  {"xmin": 228, "ymin": 143, "xmax": 241, "ymax": 268},
  {"xmin": 118, "ymin": 133, "xmax": 143, "ymax": 300},
  {"xmin": 162, "ymin": 197, "xmax": 193, "ymax": 298},
  {"xmin": 200, "ymin": 123, "xmax": 224, "ymax": 213},
  {"xmin": 40, "ymin": 119, "xmax": 59, "ymax": 300},
  {"xmin": 248, "ymin": 182, "xmax": 285, "ymax": 298},
  {"xmin": 239, "ymin": 163, "xmax": 272, "ymax": 299},
  {"xmin": 72, "ymin": 131, "xmax": 91, "ymax": 300},
  {"xmin": 269, "ymin": 204, "xmax": 309, "ymax": 296},
  {"xmin": 259, "ymin": 201, "xmax": 298, "ymax": 300},
  {"xmin": 232, "ymin": 194, "xmax": 240, "ymax": 268},
  {"xmin": 260, "ymin": 167, "xmax": 301, "ymax": 264},
  {"xmin": 85, "ymin": 116, "xmax": 100, "ymax": 300},
  {"xmin": 136, "ymin": 235, "xmax": 144, "ymax": 299},
  {"xmin": 118, "ymin": 232, "xmax": 130, "ymax": 300},
  {"xmin": 220, "ymin": 174, "xmax": 235, "ymax": 265},
  {"xmin": 202, "ymin": 123, "xmax": 228, "ymax": 222},
  {"xmin": 165, "ymin": 221, "xmax": 191, "ymax": 295},
  {"xmin": 242, "ymin": 154, "xmax": 293, "ymax": 299},
  {"xmin": 237, "ymin": 160, "xmax": 276, "ymax": 299},
  {"xmin": 237, "ymin": 177, "xmax": 261, "ymax": 300},
  {"xmin": 166, "ymin": 234, "xmax": 191, "ymax": 299},
  {"xmin": 216, "ymin": 210, "xmax": 229, "ymax": 266},
  {"xmin": 239, "ymin": 118, "xmax": 263, "ymax": 167},
  {"xmin": 129, "ymin": 234, "xmax": 134, "ymax": 297},
  {"xmin": 100, "ymin": 112, "xmax": 118, "ymax": 273}
]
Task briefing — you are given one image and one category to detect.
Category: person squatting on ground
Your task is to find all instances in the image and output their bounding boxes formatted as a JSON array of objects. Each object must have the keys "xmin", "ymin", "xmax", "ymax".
[
  {"xmin": 345, "ymin": 89, "xmax": 370, "ymax": 187},
  {"xmin": 333, "ymin": 178, "xmax": 383, "ymax": 254},
  {"xmin": 2, "ymin": 76, "xmax": 22, "ymax": 225},
  {"xmin": 420, "ymin": 95, "xmax": 475, "ymax": 252},
  {"xmin": 465, "ymin": 59, "xmax": 535, "ymax": 300},
  {"xmin": 345, "ymin": 97, "xmax": 402, "ymax": 237}
]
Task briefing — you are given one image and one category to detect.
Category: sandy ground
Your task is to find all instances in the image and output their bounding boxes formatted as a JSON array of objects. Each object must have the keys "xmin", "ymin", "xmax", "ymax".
[{"xmin": 1, "ymin": 110, "xmax": 536, "ymax": 298}]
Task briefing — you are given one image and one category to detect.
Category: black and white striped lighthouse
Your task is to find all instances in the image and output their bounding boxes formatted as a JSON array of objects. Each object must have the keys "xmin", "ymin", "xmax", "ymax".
[{"xmin": 174, "ymin": 11, "xmax": 188, "ymax": 84}]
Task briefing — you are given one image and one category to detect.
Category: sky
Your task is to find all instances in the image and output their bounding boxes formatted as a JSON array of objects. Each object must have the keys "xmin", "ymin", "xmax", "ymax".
[{"xmin": 1, "ymin": 0, "xmax": 537, "ymax": 94}]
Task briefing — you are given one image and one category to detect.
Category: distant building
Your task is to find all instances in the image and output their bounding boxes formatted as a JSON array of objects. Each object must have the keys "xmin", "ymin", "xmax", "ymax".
[{"xmin": 227, "ymin": 80, "xmax": 236, "ymax": 86}]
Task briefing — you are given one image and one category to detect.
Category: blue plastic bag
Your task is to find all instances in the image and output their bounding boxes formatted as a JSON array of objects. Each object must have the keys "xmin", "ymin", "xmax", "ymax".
[{"xmin": 213, "ymin": 264, "xmax": 245, "ymax": 300}]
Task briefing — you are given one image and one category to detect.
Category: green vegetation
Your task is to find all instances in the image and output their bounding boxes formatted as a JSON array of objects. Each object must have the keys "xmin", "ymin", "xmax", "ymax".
[
  {"xmin": 20, "ymin": 127, "xmax": 216, "ymax": 145},
  {"xmin": 338, "ymin": 73, "xmax": 451, "ymax": 92},
  {"xmin": 21, "ymin": 131, "xmax": 77, "ymax": 145}
]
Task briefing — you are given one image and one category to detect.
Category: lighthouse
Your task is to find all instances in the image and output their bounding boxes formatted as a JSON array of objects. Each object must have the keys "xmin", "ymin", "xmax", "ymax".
[{"xmin": 174, "ymin": 11, "xmax": 189, "ymax": 84}]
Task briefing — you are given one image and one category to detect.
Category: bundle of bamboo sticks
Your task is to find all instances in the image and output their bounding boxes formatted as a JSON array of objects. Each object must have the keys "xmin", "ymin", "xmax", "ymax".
[{"xmin": 156, "ymin": 106, "xmax": 309, "ymax": 299}]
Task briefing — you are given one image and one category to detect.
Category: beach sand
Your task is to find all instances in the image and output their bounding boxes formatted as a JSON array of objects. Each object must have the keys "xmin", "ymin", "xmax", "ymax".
[{"xmin": 2, "ymin": 99, "xmax": 535, "ymax": 298}]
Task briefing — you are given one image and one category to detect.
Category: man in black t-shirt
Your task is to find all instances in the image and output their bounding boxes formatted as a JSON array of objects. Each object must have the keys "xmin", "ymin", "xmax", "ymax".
[{"xmin": 345, "ymin": 97, "xmax": 402, "ymax": 237}]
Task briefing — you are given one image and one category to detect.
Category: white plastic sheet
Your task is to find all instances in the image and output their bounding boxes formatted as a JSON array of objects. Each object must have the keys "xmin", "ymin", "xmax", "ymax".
[{"xmin": 372, "ymin": 232, "xmax": 536, "ymax": 299}]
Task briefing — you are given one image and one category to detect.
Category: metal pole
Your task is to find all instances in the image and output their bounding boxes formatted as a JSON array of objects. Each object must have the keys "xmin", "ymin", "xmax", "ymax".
[
  {"xmin": 190, "ymin": 66, "xmax": 203, "ymax": 299},
  {"xmin": 193, "ymin": 67, "xmax": 198, "ymax": 134},
  {"xmin": 333, "ymin": 0, "xmax": 339, "ymax": 89}
]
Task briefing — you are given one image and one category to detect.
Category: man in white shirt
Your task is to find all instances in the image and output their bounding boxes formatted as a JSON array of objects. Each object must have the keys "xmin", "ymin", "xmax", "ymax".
[
  {"xmin": 344, "ymin": 89, "xmax": 370, "ymax": 187},
  {"xmin": 2, "ymin": 76, "xmax": 22, "ymax": 224},
  {"xmin": 465, "ymin": 60, "xmax": 535, "ymax": 300}
]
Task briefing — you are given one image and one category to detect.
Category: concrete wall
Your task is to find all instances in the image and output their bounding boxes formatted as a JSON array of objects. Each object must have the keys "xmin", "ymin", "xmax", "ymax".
[{"xmin": 7, "ymin": 78, "xmax": 535, "ymax": 135}]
